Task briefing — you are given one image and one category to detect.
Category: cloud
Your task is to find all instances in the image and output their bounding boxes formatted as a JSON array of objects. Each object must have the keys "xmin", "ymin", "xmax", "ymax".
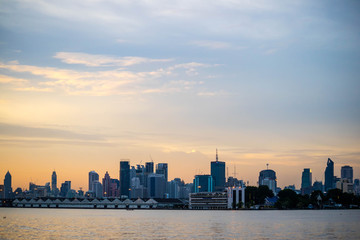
[
  {"xmin": 0, "ymin": 122, "xmax": 105, "ymax": 141},
  {"xmin": 0, "ymin": 55, "xmax": 220, "ymax": 96},
  {"xmin": 54, "ymin": 52, "xmax": 172, "ymax": 67},
  {"xmin": 0, "ymin": 74, "xmax": 28, "ymax": 84}
]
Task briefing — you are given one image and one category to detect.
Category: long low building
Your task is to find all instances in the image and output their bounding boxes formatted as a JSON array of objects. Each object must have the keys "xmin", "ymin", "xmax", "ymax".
[
  {"xmin": 11, "ymin": 198, "xmax": 184, "ymax": 209},
  {"xmin": 189, "ymin": 187, "xmax": 246, "ymax": 210}
]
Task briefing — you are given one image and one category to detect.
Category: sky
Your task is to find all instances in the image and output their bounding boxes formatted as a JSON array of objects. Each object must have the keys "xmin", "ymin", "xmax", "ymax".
[{"xmin": 0, "ymin": 0, "xmax": 360, "ymax": 191}]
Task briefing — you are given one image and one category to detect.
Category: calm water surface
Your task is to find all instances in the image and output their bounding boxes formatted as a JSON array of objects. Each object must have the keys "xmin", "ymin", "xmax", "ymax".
[{"xmin": 0, "ymin": 208, "xmax": 359, "ymax": 239}]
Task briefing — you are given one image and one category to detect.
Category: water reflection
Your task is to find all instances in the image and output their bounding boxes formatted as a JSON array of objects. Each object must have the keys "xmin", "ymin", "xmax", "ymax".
[{"xmin": 0, "ymin": 209, "xmax": 359, "ymax": 239}]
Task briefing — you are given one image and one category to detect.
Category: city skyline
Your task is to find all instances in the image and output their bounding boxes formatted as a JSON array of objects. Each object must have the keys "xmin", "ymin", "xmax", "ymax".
[
  {"xmin": 1, "ymin": 1, "xmax": 360, "ymax": 190},
  {"xmin": 1, "ymin": 154, "xmax": 358, "ymax": 192}
]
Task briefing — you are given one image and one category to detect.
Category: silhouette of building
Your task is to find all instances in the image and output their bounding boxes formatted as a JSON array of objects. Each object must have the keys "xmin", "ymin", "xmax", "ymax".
[
  {"xmin": 341, "ymin": 165, "xmax": 353, "ymax": 183},
  {"xmin": 301, "ymin": 168, "xmax": 312, "ymax": 195},
  {"xmin": 60, "ymin": 181, "xmax": 71, "ymax": 197},
  {"xmin": 145, "ymin": 162, "xmax": 154, "ymax": 174},
  {"xmin": 211, "ymin": 149, "xmax": 226, "ymax": 192},
  {"xmin": 88, "ymin": 171, "xmax": 99, "ymax": 192},
  {"xmin": 120, "ymin": 161, "xmax": 130, "ymax": 197},
  {"xmin": 194, "ymin": 175, "xmax": 214, "ymax": 193},
  {"xmin": 4, "ymin": 171, "xmax": 13, "ymax": 199},
  {"xmin": 258, "ymin": 166, "xmax": 277, "ymax": 195},
  {"xmin": 147, "ymin": 173, "xmax": 166, "ymax": 198},
  {"xmin": 336, "ymin": 179, "xmax": 353, "ymax": 193},
  {"xmin": 93, "ymin": 181, "xmax": 103, "ymax": 198},
  {"xmin": 324, "ymin": 158, "xmax": 334, "ymax": 192},
  {"xmin": 156, "ymin": 163, "xmax": 168, "ymax": 182},
  {"xmin": 102, "ymin": 171, "xmax": 111, "ymax": 197}
]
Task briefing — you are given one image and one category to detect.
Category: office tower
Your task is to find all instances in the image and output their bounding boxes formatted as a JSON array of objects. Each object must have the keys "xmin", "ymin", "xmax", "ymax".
[
  {"xmin": 120, "ymin": 161, "xmax": 130, "ymax": 197},
  {"xmin": 301, "ymin": 168, "xmax": 312, "ymax": 195},
  {"xmin": 324, "ymin": 158, "xmax": 334, "ymax": 192},
  {"xmin": 51, "ymin": 171, "xmax": 57, "ymax": 191},
  {"xmin": 147, "ymin": 174, "xmax": 166, "ymax": 198},
  {"xmin": 102, "ymin": 171, "xmax": 111, "ymax": 197},
  {"xmin": 156, "ymin": 163, "xmax": 168, "ymax": 182},
  {"xmin": 93, "ymin": 181, "xmax": 103, "ymax": 198},
  {"xmin": 4, "ymin": 171, "xmax": 12, "ymax": 199},
  {"xmin": 60, "ymin": 181, "xmax": 71, "ymax": 197},
  {"xmin": 341, "ymin": 165, "xmax": 353, "ymax": 183},
  {"xmin": 88, "ymin": 171, "xmax": 99, "ymax": 192},
  {"xmin": 258, "ymin": 166, "xmax": 277, "ymax": 195},
  {"xmin": 211, "ymin": 149, "xmax": 226, "ymax": 192},
  {"xmin": 145, "ymin": 162, "xmax": 154, "ymax": 173},
  {"xmin": 194, "ymin": 175, "xmax": 214, "ymax": 193}
]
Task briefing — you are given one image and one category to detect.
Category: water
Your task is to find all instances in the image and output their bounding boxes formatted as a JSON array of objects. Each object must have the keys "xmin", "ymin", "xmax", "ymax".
[{"xmin": 0, "ymin": 208, "xmax": 359, "ymax": 239}]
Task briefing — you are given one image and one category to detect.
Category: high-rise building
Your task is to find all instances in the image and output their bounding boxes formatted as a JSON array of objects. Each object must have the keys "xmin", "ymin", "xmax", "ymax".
[
  {"xmin": 120, "ymin": 161, "xmax": 130, "ymax": 197},
  {"xmin": 194, "ymin": 175, "xmax": 214, "ymax": 193},
  {"xmin": 102, "ymin": 171, "xmax": 111, "ymax": 197},
  {"xmin": 258, "ymin": 167, "xmax": 277, "ymax": 195},
  {"xmin": 93, "ymin": 181, "xmax": 103, "ymax": 198},
  {"xmin": 51, "ymin": 171, "xmax": 57, "ymax": 192},
  {"xmin": 301, "ymin": 168, "xmax": 312, "ymax": 195},
  {"xmin": 4, "ymin": 171, "xmax": 12, "ymax": 199},
  {"xmin": 325, "ymin": 158, "xmax": 334, "ymax": 192},
  {"xmin": 341, "ymin": 165, "xmax": 353, "ymax": 183},
  {"xmin": 145, "ymin": 162, "xmax": 154, "ymax": 174},
  {"xmin": 211, "ymin": 149, "xmax": 226, "ymax": 192},
  {"xmin": 147, "ymin": 174, "xmax": 166, "ymax": 198},
  {"xmin": 60, "ymin": 181, "xmax": 71, "ymax": 197},
  {"xmin": 88, "ymin": 171, "xmax": 99, "ymax": 192},
  {"xmin": 156, "ymin": 163, "xmax": 168, "ymax": 182}
]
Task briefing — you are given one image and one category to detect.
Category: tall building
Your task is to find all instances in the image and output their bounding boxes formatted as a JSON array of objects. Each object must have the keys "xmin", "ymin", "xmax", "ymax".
[
  {"xmin": 341, "ymin": 165, "xmax": 353, "ymax": 183},
  {"xmin": 324, "ymin": 158, "xmax": 334, "ymax": 192},
  {"xmin": 313, "ymin": 181, "xmax": 323, "ymax": 192},
  {"xmin": 102, "ymin": 171, "xmax": 111, "ymax": 197},
  {"xmin": 119, "ymin": 161, "xmax": 130, "ymax": 197},
  {"xmin": 93, "ymin": 181, "xmax": 103, "ymax": 198},
  {"xmin": 211, "ymin": 149, "xmax": 226, "ymax": 192},
  {"xmin": 301, "ymin": 168, "xmax": 312, "ymax": 195},
  {"xmin": 4, "ymin": 171, "xmax": 12, "ymax": 199},
  {"xmin": 88, "ymin": 171, "xmax": 99, "ymax": 192},
  {"xmin": 194, "ymin": 175, "xmax": 214, "ymax": 193},
  {"xmin": 147, "ymin": 174, "xmax": 166, "ymax": 198},
  {"xmin": 51, "ymin": 171, "xmax": 57, "ymax": 192},
  {"xmin": 156, "ymin": 163, "xmax": 168, "ymax": 182},
  {"xmin": 145, "ymin": 162, "xmax": 154, "ymax": 174},
  {"xmin": 60, "ymin": 181, "xmax": 71, "ymax": 197},
  {"xmin": 258, "ymin": 166, "xmax": 277, "ymax": 195}
]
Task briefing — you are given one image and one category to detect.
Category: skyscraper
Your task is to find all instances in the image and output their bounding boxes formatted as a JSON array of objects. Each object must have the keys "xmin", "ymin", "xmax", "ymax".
[
  {"xmin": 147, "ymin": 173, "xmax": 166, "ymax": 198},
  {"xmin": 60, "ymin": 181, "xmax": 71, "ymax": 197},
  {"xmin": 211, "ymin": 149, "xmax": 226, "ymax": 192},
  {"xmin": 88, "ymin": 171, "xmax": 99, "ymax": 192},
  {"xmin": 325, "ymin": 158, "xmax": 334, "ymax": 192},
  {"xmin": 145, "ymin": 162, "xmax": 154, "ymax": 174},
  {"xmin": 102, "ymin": 171, "xmax": 111, "ymax": 197},
  {"xmin": 301, "ymin": 168, "xmax": 312, "ymax": 195},
  {"xmin": 51, "ymin": 171, "xmax": 57, "ymax": 192},
  {"xmin": 194, "ymin": 175, "xmax": 214, "ymax": 193},
  {"xmin": 4, "ymin": 171, "xmax": 12, "ymax": 199},
  {"xmin": 341, "ymin": 165, "xmax": 353, "ymax": 183},
  {"xmin": 156, "ymin": 163, "xmax": 168, "ymax": 182},
  {"xmin": 258, "ymin": 166, "xmax": 277, "ymax": 195},
  {"xmin": 120, "ymin": 160, "xmax": 130, "ymax": 197}
]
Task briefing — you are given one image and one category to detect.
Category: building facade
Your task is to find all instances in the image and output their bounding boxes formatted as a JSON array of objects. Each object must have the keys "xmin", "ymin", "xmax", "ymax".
[
  {"xmin": 258, "ymin": 169, "xmax": 277, "ymax": 195},
  {"xmin": 301, "ymin": 168, "xmax": 312, "ymax": 195},
  {"xmin": 120, "ymin": 161, "xmax": 130, "ymax": 198},
  {"xmin": 324, "ymin": 158, "xmax": 334, "ymax": 192},
  {"xmin": 194, "ymin": 175, "xmax": 214, "ymax": 193},
  {"xmin": 341, "ymin": 165, "xmax": 353, "ymax": 183},
  {"xmin": 88, "ymin": 171, "xmax": 99, "ymax": 192},
  {"xmin": 211, "ymin": 149, "xmax": 226, "ymax": 192},
  {"xmin": 4, "ymin": 171, "xmax": 12, "ymax": 199}
]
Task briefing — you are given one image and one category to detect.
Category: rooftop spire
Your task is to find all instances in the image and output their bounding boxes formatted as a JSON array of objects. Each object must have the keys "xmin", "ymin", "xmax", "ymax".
[{"xmin": 216, "ymin": 148, "xmax": 218, "ymax": 162}]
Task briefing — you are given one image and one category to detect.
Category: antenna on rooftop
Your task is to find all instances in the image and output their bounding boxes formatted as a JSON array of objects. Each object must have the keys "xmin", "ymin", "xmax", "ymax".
[
  {"xmin": 216, "ymin": 148, "xmax": 218, "ymax": 162},
  {"xmin": 266, "ymin": 163, "xmax": 269, "ymax": 170},
  {"xmin": 149, "ymin": 155, "xmax": 153, "ymax": 163}
]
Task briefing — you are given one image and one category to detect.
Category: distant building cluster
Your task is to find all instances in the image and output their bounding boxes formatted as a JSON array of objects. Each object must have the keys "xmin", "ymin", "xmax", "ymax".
[{"xmin": 1, "ymin": 152, "xmax": 359, "ymax": 210}]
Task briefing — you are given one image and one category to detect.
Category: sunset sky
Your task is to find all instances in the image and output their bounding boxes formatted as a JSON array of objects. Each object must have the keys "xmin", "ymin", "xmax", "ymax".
[{"xmin": 1, "ymin": 0, "xmax": 359, "ymax": 191}]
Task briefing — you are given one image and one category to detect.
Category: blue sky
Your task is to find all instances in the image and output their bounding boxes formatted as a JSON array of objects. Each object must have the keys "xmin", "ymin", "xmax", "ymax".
[{"xmin": 0, "ymin": 0, "xmax": 359, "ymax": 189}]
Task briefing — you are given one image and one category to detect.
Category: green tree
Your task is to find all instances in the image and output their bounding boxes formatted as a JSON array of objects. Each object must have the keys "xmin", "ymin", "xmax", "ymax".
[{"xmin": 275, "ymin": 189, "xmax": 298, "ymax": 209}]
